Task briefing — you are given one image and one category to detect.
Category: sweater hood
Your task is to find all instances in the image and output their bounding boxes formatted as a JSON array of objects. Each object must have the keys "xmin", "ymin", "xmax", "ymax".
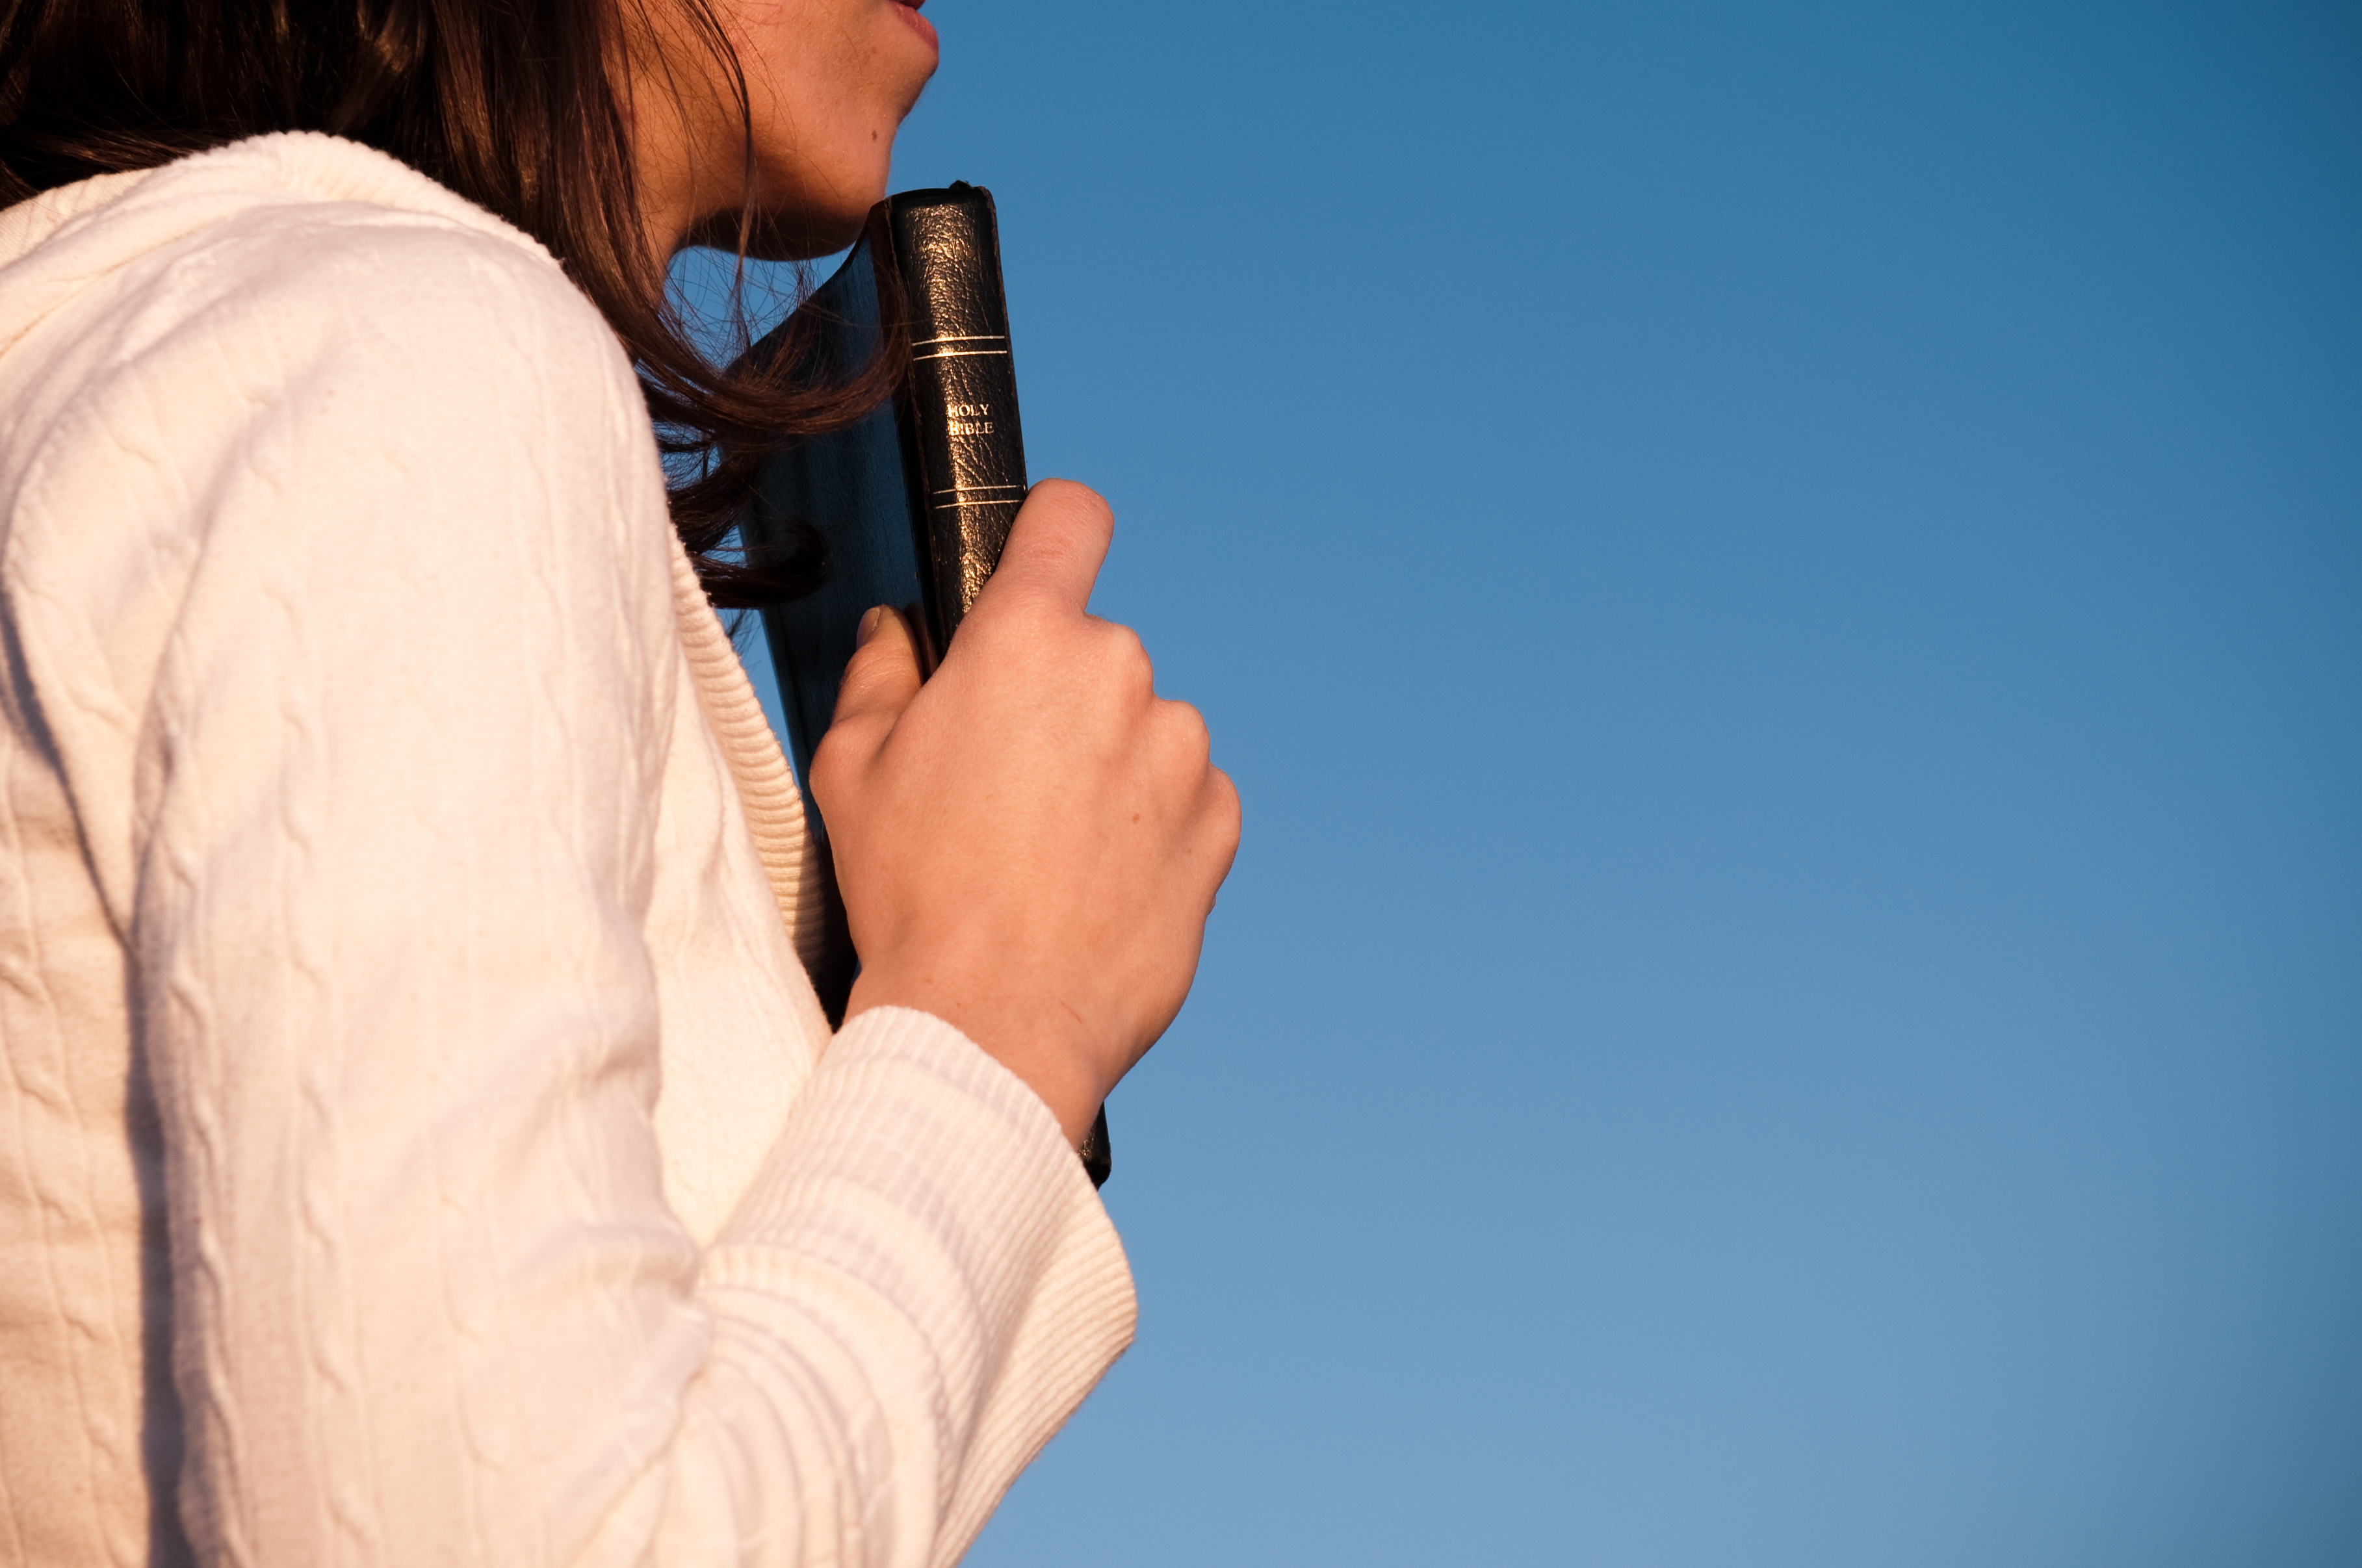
[{"xmin": 0, "ymin": 132, "xmax": 559, "ymax": 364}]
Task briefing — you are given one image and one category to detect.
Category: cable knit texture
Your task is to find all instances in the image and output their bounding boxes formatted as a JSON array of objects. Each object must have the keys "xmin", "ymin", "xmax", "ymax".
[{"xmin": 0, "ymin": 133, "xmax": 1134, "ymax": 1567}]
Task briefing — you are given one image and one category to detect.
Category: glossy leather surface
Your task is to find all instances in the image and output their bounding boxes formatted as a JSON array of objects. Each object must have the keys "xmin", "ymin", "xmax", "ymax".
[{"xmin": 889, "ymin": 189, "xmax": 1028, "ymax": 639}]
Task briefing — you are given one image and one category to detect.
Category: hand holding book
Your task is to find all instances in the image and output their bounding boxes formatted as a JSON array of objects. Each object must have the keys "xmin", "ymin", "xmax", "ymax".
[
  {"xmin": 814, "ymin": 482, "xmax": 1239, "ymax": 1151},
  {"xmin": 744, "ymin": 187, "xmax": 1235, "ymax": 1177}
]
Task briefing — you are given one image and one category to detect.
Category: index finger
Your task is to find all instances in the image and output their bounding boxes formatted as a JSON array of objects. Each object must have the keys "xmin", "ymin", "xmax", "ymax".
[{"xmin": 972, "ymin": 478, "xmax": 1114, "ymax": 618}]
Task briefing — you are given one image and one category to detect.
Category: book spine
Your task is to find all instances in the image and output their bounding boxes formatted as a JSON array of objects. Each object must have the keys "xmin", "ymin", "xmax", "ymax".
[{"xmin": 883, "ymin": 186, "xmax": 1028, "ymax": 654}]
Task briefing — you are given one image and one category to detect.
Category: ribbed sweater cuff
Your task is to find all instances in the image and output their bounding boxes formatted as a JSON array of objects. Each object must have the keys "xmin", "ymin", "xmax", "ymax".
[{"xmin": 705, "ymin": 1005, "xmax": 1136, "ymax": 1550}]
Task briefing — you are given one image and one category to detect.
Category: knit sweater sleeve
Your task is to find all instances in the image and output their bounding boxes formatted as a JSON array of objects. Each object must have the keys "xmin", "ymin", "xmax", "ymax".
[{"xmin": 14, "ymin": 190, "xmax": 1129, "ymax": 1567}]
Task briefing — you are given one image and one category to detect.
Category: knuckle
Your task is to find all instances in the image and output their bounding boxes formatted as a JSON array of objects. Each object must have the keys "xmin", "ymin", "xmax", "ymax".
[
  {"xmin": 806, "ymin": 738, "xmax": 843, "ymax": 793},
  {"xmin": 1213, "ymin": 769, "xmax": 1242, "ymax": 834},
  {"xmin": 1090, "ymin": 620, "xmax": 1153, "ymax": 689},
  {"xmin": 807, "ymin": 728, "xmax": 861, "ymax": 804},
  {"xmin": 1156, "ymin": 697, "xmax": 1212, "ymax": 760},
  {"xmin": 1206, "ymin": 772, "xmax": 1243, "ymax": 860},
  {"xmin": 1204, "ymin": 758, "xmax": 1240, "ymax": 813}
]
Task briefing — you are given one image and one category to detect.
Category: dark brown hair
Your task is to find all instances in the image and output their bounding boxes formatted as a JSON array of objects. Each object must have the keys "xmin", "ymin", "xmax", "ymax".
[{"xmin": 0, "ymin": 0, "xmax": 886, "ymax": 604}]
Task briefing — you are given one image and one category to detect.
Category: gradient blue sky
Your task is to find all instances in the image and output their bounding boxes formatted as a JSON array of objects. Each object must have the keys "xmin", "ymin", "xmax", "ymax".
[{"xmin": 674, "ymin": 3, "xmax": 2360, "ymax": 1562}]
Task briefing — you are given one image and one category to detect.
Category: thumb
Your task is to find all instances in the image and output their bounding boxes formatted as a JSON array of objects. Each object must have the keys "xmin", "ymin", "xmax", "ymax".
[
  {"xmin": 825, "ymin": 604, "xmax": 923, "ymax": 754},
  {"xmin": 970, "ymin": 478, "xmax": 1113, "ymax": 619}
]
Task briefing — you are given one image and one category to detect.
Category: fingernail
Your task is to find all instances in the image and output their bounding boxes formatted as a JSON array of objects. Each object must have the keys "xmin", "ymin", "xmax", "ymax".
[{"xmin": 856, "ymin": 606, "xmax": 885, "ymax": 647}]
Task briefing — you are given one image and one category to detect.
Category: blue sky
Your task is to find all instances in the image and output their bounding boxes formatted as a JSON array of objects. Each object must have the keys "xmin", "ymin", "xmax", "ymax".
[{"xmin": 675, "ymin": 3, "xmax": 2360, "ymax": 1561}]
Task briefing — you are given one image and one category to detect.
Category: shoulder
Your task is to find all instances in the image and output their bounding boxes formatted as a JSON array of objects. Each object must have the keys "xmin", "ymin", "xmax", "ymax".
[
  {"xmin": 3, "ymin": 134, "xmax": 669, "ymax": 549},
  {"xmin": 139, "ymin": 162, "xmax": 633, "ymax": 424},
  {"xmin": 4, "ymin": 134, "xmax": 643, "ymax": 467},
  {"xmin": 161, "ymin": 204, "xmax": 647, "ymax": 493},
  {"xmin": 0, "ymin": 136, "xmax": 680, "ymax": 708}
]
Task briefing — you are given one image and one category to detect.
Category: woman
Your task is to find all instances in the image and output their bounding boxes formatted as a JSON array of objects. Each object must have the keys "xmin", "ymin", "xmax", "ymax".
[{"xmin": 0, "ymin": 1, "xmax": 1238, "ymax": 1563}]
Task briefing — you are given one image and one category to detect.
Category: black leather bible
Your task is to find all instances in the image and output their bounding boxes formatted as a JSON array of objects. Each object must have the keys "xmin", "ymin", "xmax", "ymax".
[{"xmin": 742, "ymin": 185, "xmax": 1113, "ymax": 1186}]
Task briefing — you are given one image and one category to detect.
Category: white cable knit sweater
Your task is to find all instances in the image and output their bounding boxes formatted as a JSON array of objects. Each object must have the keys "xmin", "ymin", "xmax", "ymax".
[{"xmin": 0, "ymin": 133, "xmax": 1134, "ymax": 1567}]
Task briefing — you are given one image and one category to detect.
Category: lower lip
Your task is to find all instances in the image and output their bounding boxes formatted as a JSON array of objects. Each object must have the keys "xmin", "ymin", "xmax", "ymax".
[{"xmin": 892, "ymin": 0, "xmax": 938, "ymax": 51}]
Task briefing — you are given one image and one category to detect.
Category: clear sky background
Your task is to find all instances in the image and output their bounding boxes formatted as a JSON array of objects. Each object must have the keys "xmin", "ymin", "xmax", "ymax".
[{"xmin": 674, "ymin": 3, "xmax": 2359, "ymax": 1562}]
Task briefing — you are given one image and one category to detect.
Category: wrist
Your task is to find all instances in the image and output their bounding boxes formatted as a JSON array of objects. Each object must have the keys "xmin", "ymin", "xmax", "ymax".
[{"xmin": 845, "ymin": 966, "xmax": 1110, "ymax": 1149}]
